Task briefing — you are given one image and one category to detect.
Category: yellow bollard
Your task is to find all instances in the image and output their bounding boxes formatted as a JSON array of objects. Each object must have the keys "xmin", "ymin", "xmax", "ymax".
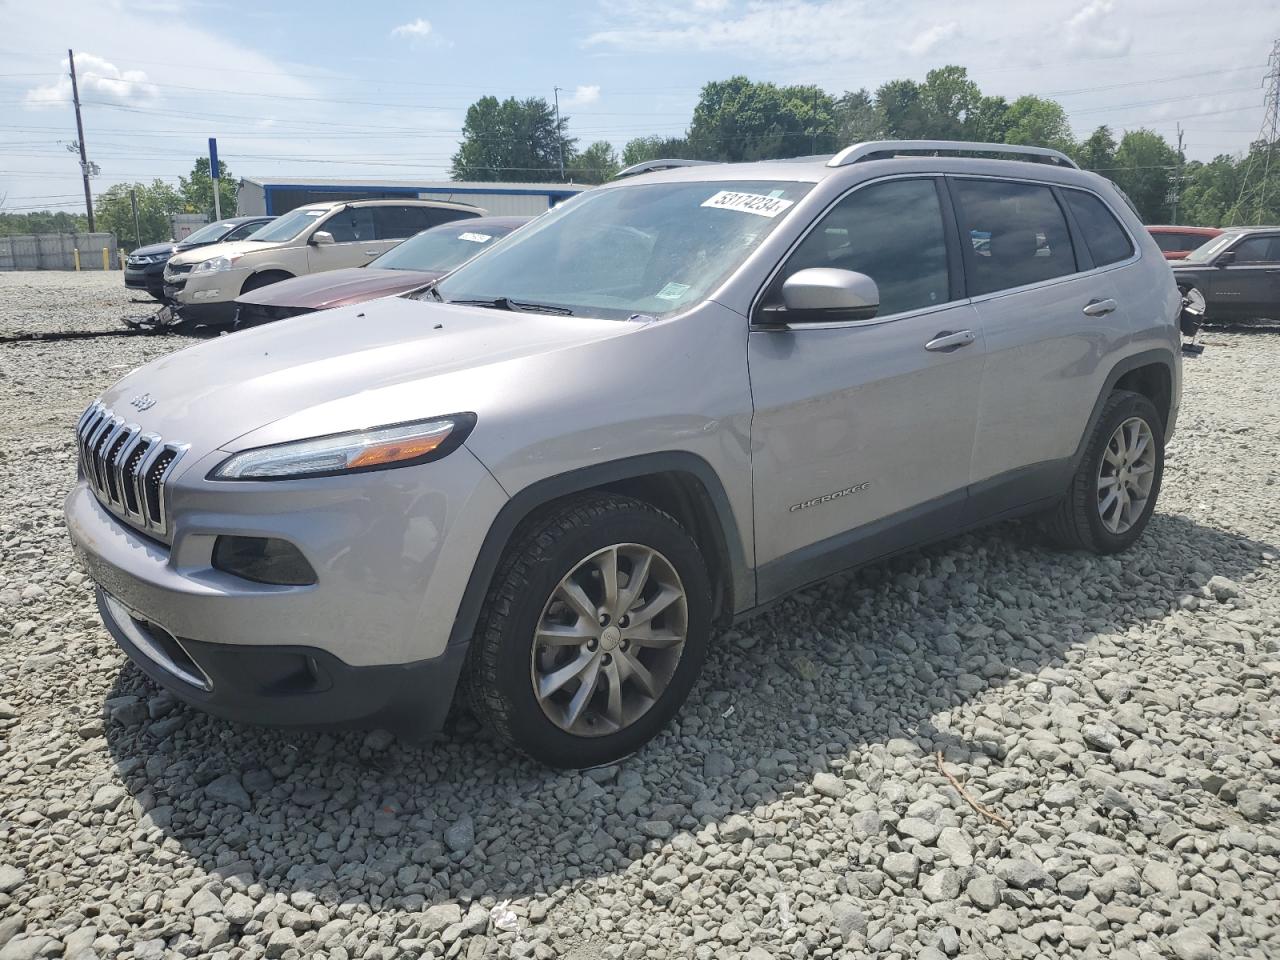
[
  {"xmin": 118, "ymin": 250, "xmax": 126, "ymax": 270},
  {"xmin": 102, "ymin": 247, "xmax": 109, "ymax": 271},
  {"xmin": 74, "ymin": 248, "xmax": 81, "ymax": 271}
]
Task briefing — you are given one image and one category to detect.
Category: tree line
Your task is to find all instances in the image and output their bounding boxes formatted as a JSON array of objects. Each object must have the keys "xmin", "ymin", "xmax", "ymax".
[
  {"xmin": 451, "ymin": 66, "xmax": 1280, "ymax": 226},
  {"xmin": 1, "ymin": 157, "xmax": 237, "ymax": 249}
]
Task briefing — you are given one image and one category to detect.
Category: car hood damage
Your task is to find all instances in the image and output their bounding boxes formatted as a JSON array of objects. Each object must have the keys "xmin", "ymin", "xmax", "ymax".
[
  {"xmin": 235, "ymin": 267, "xmax": 442, "ymax": 311},
  {"xmin": 97, "ymin": 297, "xmax": 633, "ymax": 460}
]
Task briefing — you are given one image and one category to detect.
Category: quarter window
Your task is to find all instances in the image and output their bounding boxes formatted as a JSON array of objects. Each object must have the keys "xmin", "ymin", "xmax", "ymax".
[
  {"xmin": 1063, "ymin": 190, "xmax": 1133, "ymax": 267},
  {"xmin": 372, "ymin": 205, "xmax": 477, "ymax": 240},
  {"xmin": 773, "ymin": 178, "xmax": 950, "ymax": 317},
  {"xmin": 953, "ymin": 179, "xmax": 1076, "ymax": 296},
  {"xmin": 1230, "ymin": 235, "xmax": 1280, "ymax": 263}
]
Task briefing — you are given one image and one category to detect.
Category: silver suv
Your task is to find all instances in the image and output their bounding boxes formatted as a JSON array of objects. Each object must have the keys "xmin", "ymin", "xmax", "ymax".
[{"xmin": 65, "ymin": 140, "xmax": 1181, "ymax": 767}]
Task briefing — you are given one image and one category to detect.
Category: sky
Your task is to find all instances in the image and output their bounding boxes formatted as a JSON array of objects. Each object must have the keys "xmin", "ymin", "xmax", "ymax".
[{"xmin": 1, "ymin": 0, "xmax": 1278, "ymax": 216}]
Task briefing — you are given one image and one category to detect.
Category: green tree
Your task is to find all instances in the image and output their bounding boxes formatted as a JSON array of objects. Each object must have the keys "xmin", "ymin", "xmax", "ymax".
[
  {"xmin": 94, "ymin": 179, "xmax": 184, "ymax": 250},
  {"xmin": 832, "ymin": 89, "xmax": 881, "ymax": 145},
  {"xmin": 918, "ymin": 66, "xmax": 983, "ymax": 140},
  {"xmin": 1072, "ymin": 125, "xmax": 1118, "ymax": 172},
  {"xmin": 687, "ymin": 76, "xmax": 837, "ymax": 161},
  {"xmin": 1000, "ymin": 95, "xmax": 1073, "ymax": 151},
  {"xmin": 0, "ymin": 209, "xmax": 88, "ymax": 235},
  {"xmin": 572, "ymin": 141, "xmax": 620, "ymax": 184},
  {"xmin": 969, "ymin": 95, "xmax": 1011, "ymax": 143},
  {"xmin": 451, "ymin": 96, "xmax": 574, "ymax": 182},
  {"xmin": 1217, "ymin": 140, "xmax": 1280, "ymax": 226},
  {"xmin": 621, "ymin": 135, "xmax": 692, "ymax": 167},
  {"xmin": 1110, "ymin": 130, "xmax": 1181, "ymax": 222},
  {"xmin": 874, "ymin": 79, "xmax": 928, "ymax": 138},
  {"xmin": 179, "ymin": 157, "xmax": 237, "ymax": 221}
]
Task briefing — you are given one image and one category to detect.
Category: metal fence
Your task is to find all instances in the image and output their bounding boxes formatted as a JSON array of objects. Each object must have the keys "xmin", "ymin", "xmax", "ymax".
[{"xmin": 0, "ymin": 233, "xmax": 119, "ymax": 271}]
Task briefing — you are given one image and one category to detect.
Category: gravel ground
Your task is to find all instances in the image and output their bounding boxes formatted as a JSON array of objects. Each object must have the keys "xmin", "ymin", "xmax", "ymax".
[{"xmin": 1, "ymin": 271, "xmax": 1278, "ymax": 960}]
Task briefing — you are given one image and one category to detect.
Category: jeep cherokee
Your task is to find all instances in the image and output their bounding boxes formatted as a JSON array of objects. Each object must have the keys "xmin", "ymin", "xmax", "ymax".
[{"xmin": 66, "ymin": 140, "xmax": 1181, "ymax": 768}]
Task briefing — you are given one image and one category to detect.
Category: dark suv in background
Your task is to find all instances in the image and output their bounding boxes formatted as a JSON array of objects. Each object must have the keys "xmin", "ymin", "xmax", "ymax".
[
  {"xmin": 1171, "ymin": 226, "xmax": 1280, "ymax": 323},
  {"xmin": 124, "ymin": 216, "xmax": 274, "ymax": 301}
]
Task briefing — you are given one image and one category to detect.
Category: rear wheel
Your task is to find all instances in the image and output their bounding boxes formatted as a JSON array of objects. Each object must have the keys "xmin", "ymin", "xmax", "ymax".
[
  {"xmin": 1042, "ymin": 389, "xmax": 1164, "ymax": 553},
  {"xmin": 467, "ymin": 494, "xmax": 712, "ymax": 768}
]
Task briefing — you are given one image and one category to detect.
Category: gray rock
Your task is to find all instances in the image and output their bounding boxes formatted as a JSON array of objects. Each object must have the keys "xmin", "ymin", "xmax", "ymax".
[
  {"xmin": 444, "ymin": 814, "xmax": 475, "ymax": 852},
  {"xmin": 363, "ymin": 728, "xmax": 395, "ymax": 751},
  {"xmin": 423, "ymin": 903, "xmax": 463, "ymax": 934},
  {"xmin": 242, "ymin": 768, "xmax": 274, "ymax": 793},
  {"xmin": 1235, "ymin": 789, "xmax": 1270, "ymax": 822},
  {"xmin": 720, "ymin": 814, "xmax": 753, "ymax": 842},
  {"xmin": 896, "ymin": 816, "xmax": 940, "ymax": 844},
  {"xmin": 89, "ymin": 784, "xmax": 124, "ymax": 812},
  {"xmin": 812, "ymin": 771, "xmax": 847, "ymax": 798},
  {"xmin": 830, "ymin": 900, "xmax": 866, "ymax": 939},
  {"xmin": 1206, "ymin": 575, "xmax": 1241, "ymax": 601},
  {"xmin": 640, "ymin": 820, "xmax": 674, "ymax": 840},
  {"xmin": 995, "ymin": 858, "xmax": 1051, "ymax": 890},
  {"xmin": 882, "ymin": 852, "xmax": 919, "ymax": 884},
  {"xmin": 223, "ymin": 892, "xmax": 254, "ymax": 925},
  {"xmin": 264, "ymin": 927, "xmax": 296, "ymax": 958},
  {"xmin": 0, "ymin": 699, "xmax": 17, "ymax": 720},
  {"xmin": 1169, "ymin": 929, "xmax": 1216, "ymax": 960},
  {"xmin": 1142, "ymin": 861, "xmax": 1179, "ymax": 896},
  {"xmin": 204, "ymin": 774, "xmax": 251, "ymax": 810},
  {"xmin": 0, "ymin": 938, "xmax": 55, "ymax": 960},
  {"xmin": 0, "ymin": 866, "xmax": 25, "ymax": 895},
  {"xmin": 703, "ymin": 752, "xmax": 734, "ymax": 778},
  {"xmin": 966, "ymin": 875, "xmax": 1000, "ymax": 910},
  {"xmin": 921, "ymin": 868, "xmax": 961, "ymax": 903},
  {"xmin": 1193, "ymin": 695, "xmax": 1239, "ymax": 718}
]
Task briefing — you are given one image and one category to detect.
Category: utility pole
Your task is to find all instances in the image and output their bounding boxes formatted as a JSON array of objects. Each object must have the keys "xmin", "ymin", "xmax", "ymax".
[
  {"xmin": 553, "ymin": 86, "xmax": 566, "ymax": 181},
  {"xmin": 208, "ymin": 137, "xmax": 222, "ymax": 220},
  {"xmin": 1169, "ymin": 123, "xmax": 1185, "ymax": 224},
  {"xmin": 1257, "ymin": 41, "xmax": 1280, "ymax": 224},
  {"xmin": 129, "ymin": 188, "xmax": 141, "ymax": 248},
  {"xmin": 68, "ymin": 48, "xmax": 95, "ymax": 232}
]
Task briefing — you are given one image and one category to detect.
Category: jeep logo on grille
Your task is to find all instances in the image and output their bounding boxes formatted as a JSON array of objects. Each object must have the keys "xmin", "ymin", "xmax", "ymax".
[{"xmin": 129, "ymin": 393, "xmax": 156, "ymax": 412}]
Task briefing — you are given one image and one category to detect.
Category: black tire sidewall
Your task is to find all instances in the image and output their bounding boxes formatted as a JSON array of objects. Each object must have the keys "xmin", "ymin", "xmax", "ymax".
[
  {"xmin": 492, "ymin": 508, "xmax": 712, "ymax": 769},
  {"xmin": 1079, "ymin": 392, "xmax": 1165, "ymax": 552}
]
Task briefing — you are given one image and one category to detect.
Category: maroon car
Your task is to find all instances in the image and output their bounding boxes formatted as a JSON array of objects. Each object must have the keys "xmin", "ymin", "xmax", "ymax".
[{"xmin": 233, "ymin": 216, "xmax": 530, "ymax": 327}]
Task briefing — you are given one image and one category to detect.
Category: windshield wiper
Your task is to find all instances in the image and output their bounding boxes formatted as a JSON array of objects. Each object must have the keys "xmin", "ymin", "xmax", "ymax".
[
  {"xmin": 421, "ymin": 283, "xmax": 444, "ymax": 302},
  {"xmin": 447, "ymin": 296, "xmax": 573, "ymax": 316}
]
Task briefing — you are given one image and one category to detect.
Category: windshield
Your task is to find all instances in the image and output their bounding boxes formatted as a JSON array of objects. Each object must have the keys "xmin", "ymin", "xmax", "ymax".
[
  {"xmin": 1183, "ymin": 231, "xmax": 1238, "ymax": 263},
  {"xmin": 433, "ymin": 180, "xmax": 813, "ymax": 320},
  {"xmin": 247, "ymin": 207, "xmax": 328, "ymax": 243},
  {"xmin": 179, "ymin": 220, "xmax": 241, "ymax": 246},
  {"xmin": 371, "ymin": 222, "xmax": 520, "ymax": 272}
]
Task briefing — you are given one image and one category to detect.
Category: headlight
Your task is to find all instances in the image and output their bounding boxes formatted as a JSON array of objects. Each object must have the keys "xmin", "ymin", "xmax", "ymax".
[
  {"xmin": 209, "ymin": 414, "xmax": 476, "ymax": 481},
  {"xmin": 192, "ymin": 255, "xmax": 240, "ymax": 274}
]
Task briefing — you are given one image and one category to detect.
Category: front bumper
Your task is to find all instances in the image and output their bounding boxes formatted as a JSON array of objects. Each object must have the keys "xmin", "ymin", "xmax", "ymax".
[
  {"xmin": 125, "ymin": 263, "xmax": 166, "ymax": 291},
  {"xmin": 65, "ymin": 444, "xmax": 508, "ymax": 735},
  {"xmin": 164, "ymin": 266, "xmax": 251, "ymax": 324},
  {"xmin": 95, "ymin": 587, "xmax": 468, "ymax": 735}
]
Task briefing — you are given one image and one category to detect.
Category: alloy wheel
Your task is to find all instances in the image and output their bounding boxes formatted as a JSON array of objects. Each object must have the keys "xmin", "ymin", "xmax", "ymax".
[
  {"xmin": 1096, "ymin": 416, "xmax": 1157, "ymax": 534},
  {"xmin": 530, "ymin": 543, "xmax": 688, "ymax": 737}
]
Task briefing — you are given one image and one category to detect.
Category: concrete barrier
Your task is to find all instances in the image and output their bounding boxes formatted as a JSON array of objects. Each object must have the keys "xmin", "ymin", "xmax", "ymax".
[{"xmin": 0, "ymin": 233, "xmax": 119, "ymax": 271}]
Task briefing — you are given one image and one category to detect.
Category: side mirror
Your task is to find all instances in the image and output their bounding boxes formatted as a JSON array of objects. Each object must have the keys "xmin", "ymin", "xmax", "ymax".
[
  {"xmin": 1215, "ymin": 249, "xmax": 1235, "ymax": 266},
  {"xmin": 310, "ymin": 230, "xmax": 335, "ymax": 246},
  {"xmin": 764, "ymin": 268, "xmax": 880, "ymax": 325}
]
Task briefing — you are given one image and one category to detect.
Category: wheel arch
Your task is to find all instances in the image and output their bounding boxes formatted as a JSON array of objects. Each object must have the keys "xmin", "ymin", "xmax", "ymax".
[
  {"xmin": 1072, "ymin": 349, "xmax": 1177, "ymax": 468},
  {"xmin": 448, "ymin": 453, "xmax": 752, "ymax": 647},
  {"xmin": 239, "ymin": 268, "xmax": 294, "ymax": 295}
]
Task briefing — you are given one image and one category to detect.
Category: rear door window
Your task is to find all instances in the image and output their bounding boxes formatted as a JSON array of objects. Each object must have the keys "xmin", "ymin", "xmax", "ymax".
[
  {"xmin": 1063, "ymin": 190, "xmax": 1134, "ymax": 267},
  {"xmin": 952, "ymin": 179, "xmax": 1077, "ymax": 296}
]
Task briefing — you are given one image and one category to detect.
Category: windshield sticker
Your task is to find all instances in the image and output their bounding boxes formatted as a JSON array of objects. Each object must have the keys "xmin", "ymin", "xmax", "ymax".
[
  {"xmin": 701, "ymin": 190, "xmax": 795, "ymax": 218},
  {"xmin": 655, "ymin": 281, "xmax": 690, "ymax": 301},
  {"xmin": 458, "ymin": 232, "xmax": 492, "ymax": 243}
]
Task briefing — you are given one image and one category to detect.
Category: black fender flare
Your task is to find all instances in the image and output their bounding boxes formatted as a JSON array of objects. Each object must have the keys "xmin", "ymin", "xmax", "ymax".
[
  {"xmin": 447, "ymin": 452, "xmax": 752, "ymax": 647},
  {"xmin": 1070, "ymin": 347, "xmax": 1177, "ymax": 470}
]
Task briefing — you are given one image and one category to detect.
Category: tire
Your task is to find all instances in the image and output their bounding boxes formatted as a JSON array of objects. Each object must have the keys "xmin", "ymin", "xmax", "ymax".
[
  {"xmin": 240, "ymin": 271, "xmax": 291, "ymax": 295},
  {"xmin": 466, "ymin": 493, "xmax": 713, "ymax": 768},
  {"xmin": 1042, "ymin": 389, "xmax": 1164, "ymax": 554}
]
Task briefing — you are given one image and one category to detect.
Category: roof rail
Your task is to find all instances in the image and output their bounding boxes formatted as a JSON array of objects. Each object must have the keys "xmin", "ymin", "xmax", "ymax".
[
  {"xmin": 828, "ymin": 140, "xmax": 1079, "ymax": 170},
  {"xmin": 614, "ymin": 158, "xmax": 717, "ymax": 179}
]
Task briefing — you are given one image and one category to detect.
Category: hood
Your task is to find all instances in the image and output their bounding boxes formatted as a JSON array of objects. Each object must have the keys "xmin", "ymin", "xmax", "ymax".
[
  {"xmin": 168, "ymin": 238, "xmax": 282, "ymax": 266},
  {"xmin": 130, "ymin": 242, "xmax": 176, "ymax": 258},
  {"xmin": 236, "ymin": 267, "xmax": 441, "ymax": 310},
  {"xmin": 97, "ymin": 297, "xmax": 634, "ymax": 460}
]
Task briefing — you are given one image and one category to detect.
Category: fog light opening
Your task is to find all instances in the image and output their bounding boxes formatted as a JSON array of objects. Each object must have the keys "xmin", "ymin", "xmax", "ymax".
[{"xmin": 212, "ymin": 536, "xmax": 317, "ymax": 586}]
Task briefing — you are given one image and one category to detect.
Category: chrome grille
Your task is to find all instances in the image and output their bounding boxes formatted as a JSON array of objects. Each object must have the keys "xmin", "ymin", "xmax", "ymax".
[
  {"xmin": 166, "ymin": 262, "xmax": 193, "ymax": 275},
  {"xmin": 76, "ymin": 401, "xmax": 187, "ymax": 539}
]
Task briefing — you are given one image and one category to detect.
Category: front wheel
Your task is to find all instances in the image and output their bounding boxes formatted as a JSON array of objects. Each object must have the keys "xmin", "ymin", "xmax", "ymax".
[
  {"xmin": 1042, "ymin": 389, "xmax": 1165, "ymax": 554},
  {"xmin": 467, "ymin": 494, "xmax": 712, "ymax": 768}
]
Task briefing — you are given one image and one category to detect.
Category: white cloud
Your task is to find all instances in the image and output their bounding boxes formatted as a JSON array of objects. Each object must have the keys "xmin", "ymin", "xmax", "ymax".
[
  {"xmin": 25, "ymin": 52, "xmax": 158, "ymax": 108},
  {"xmin": 391, "ymin": 17, "xmax": 433, "ymax": 39},
  {"xmin": 564, "ymin": 84, "xmax": 601, "ymax": 107},
  {"xmin": 1064, "ymin": 0, "xmax": 1132, "ymax": 58},
  {"xmin": 903, "ymin": 20, "xmax": 959, "ymax": 58}
]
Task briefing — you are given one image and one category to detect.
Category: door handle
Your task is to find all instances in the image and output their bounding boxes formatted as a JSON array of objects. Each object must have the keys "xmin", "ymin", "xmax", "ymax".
[
  {"xmin": 924, "ymin": 329, "xmax": 976, "ymax": 352},
  {"xmin": 363, "ymin": 250, "xmax": 380, "ymax": 256},
  {"xmin": 1082, "ymin": 298, "xmax": 1118, "ymax": 317}
]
